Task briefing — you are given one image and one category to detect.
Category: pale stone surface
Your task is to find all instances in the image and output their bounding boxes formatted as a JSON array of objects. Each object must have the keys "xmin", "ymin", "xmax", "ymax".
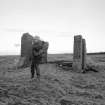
[
  {"xmin": 73, "ymin": 35, "xmax": 87, "ymax": 72},
  {"xmin": 73, "ymin": 35, "xmax": 83, "ymax": 72}
]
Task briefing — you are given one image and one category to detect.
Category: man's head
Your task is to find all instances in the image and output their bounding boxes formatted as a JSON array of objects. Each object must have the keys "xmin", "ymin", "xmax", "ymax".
[
  {"xmin": 32, "ymin": 36, "xmax": 41, "ymax": 43},
  {"xmin": 34, "ymin": 36, "xmax": 40, "ymax": 40}
]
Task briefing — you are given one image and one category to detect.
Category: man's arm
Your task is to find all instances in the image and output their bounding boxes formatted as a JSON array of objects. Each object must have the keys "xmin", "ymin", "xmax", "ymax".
[{"xmin": 32, "ymin": 47, "xmax": 40, "ymax": 56}]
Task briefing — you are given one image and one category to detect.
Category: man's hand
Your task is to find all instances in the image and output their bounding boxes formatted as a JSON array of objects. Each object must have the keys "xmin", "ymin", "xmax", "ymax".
[
  {"xmin": 38, "ymin": 49, "xmax": 44, "ymax": 55},
  {"xmin": 33, "ymin": 50, "xmax": 40, "ymax": 56}
]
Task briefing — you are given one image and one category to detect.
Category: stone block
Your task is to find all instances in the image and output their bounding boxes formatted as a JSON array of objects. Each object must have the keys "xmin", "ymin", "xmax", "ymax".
[
  {"xmin": 82, "ymin": 39, "xmax": 86, "ymax": 70},
  {"xmin": 73, "ymin": 35, "xmax": 83, "ymax": 72}
]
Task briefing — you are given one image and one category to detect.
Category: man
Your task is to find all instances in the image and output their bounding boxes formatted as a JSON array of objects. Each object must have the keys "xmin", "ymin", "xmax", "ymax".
[{"xmin": 31, "ymin": 36, "xmax": 44, "ymax": 80}]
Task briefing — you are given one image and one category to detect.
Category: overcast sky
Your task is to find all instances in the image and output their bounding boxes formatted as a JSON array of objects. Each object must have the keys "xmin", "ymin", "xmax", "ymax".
[{"xmin": 0, "ymin": 0, "xmax": 105, "ymax": 55}]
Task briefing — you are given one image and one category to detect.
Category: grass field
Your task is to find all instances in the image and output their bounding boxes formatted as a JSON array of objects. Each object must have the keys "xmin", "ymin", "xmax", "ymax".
[{"xmin": 0, "ymin": 54, "xmax": 105, "ymax": 105}]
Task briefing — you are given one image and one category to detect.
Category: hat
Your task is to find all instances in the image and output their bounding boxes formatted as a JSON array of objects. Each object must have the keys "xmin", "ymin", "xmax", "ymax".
[
  {"xmin": 33, "ymin": 36, "xmax": 41, "ymax": 42},
  {"xmin": 34, "ymin": 36, "xmax": 40, "ymax": 40},
  {"xmin": 32, "ymin": 36, "xmax": 41, "ymax": 44}
]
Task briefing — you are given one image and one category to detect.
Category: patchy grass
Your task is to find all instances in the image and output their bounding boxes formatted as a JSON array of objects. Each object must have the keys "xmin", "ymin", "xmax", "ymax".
[{"xmin": 0, "ymin": 54, "xmax": 105, "ymax": 105}]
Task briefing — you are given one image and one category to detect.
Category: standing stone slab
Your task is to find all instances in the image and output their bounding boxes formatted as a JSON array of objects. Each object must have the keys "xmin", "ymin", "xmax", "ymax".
[
  {"xmin": 21, "ymin": 33, "xmax": 33, "ymax": 67},
  {"xmin": 73, "ymin": 35, "xmax": 83, "ymax": 72},
  {"xmin": 82, "ymin": 39, "xmax": 86, "ymax": 70},
  {"xmin": 41, "ymin": 42, "xmax": 49, "ymax": 63}
]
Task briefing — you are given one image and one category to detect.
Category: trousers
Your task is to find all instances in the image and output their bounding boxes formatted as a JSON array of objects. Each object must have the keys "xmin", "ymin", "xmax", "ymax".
[{"xmin": 31, "ymin": 61, "xmax": 40, "ymax": 78}]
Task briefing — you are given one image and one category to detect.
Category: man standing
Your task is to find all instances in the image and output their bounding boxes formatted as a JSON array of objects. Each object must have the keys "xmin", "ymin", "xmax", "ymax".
[{"xmin": 31, "ymin": 36, "xmax": 44, "ymax": 80}]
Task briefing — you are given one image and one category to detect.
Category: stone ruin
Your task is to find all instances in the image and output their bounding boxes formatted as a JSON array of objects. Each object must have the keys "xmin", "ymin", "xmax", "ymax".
[
  {"xmin": 18, "ymin": 33, "xmax": 86, "ymax": 72},
  {"xmin": 73, "ymin": 35, "xmax": 87, "ymax": 72},
  {"xmin": 18, "ymin": 33, "xmax": 49, "ymax": 68}
]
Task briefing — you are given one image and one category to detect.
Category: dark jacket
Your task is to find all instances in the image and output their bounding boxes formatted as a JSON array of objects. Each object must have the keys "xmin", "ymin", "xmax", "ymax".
[{"xmin": 32, "ymin": 40, "xmax": 44, "ymax": 63}]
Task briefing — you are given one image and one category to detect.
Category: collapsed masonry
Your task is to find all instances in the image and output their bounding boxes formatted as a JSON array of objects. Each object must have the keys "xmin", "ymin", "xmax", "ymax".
[
  {"xmin": 18, "ymin": 33, "xmax": 49, "ymax": 67},
  {"xmin": 73, "ymin": 35, "xmax": 87, "ymax": 72}
]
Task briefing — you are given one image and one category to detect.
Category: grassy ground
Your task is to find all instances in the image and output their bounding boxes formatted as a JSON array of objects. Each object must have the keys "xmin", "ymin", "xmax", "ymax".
[{"xmin": 0, "ymin": 54, "xmax": 105, "ymax": 105}]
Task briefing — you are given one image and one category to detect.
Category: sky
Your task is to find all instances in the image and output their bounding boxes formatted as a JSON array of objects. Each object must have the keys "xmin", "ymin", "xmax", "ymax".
[{"xmin": 0, "ymin": 0, "xmax": 105, "ymax": 55}]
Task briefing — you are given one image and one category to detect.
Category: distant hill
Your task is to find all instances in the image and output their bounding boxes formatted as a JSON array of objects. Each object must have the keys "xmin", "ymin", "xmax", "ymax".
[{"xmin": 87, "ymin": 52, "xmax": 105, "ymax": 55}]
